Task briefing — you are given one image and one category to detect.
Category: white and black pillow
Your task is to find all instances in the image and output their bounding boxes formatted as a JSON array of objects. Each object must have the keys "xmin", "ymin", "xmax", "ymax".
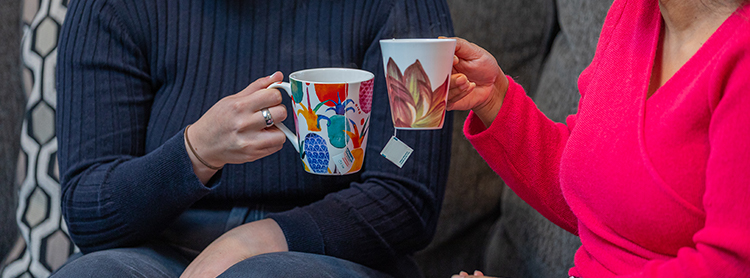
[{"xmin": 2, "ymin": 0, "xmax": 77, "ymax": 277}]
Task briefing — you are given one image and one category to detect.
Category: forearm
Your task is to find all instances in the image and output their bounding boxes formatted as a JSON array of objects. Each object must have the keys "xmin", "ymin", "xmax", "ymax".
[
  {"xmin": 61, "ymin": 132, "xmax": 214, "ymax": 252},
  {"xmin": 464, "ymin": 77, "xmax": 578, "ymax": 234},
  {"xmin": 267, "ymin": 170, "xmax": 446, "ymax": 265}
]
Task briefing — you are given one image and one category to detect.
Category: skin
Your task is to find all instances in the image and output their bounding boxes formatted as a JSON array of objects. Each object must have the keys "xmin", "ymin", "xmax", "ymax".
[
  {"xmin": 181, "ymin": 72, "xmax": 290, "ymax": 278},
  {"xmin": 184, "ymin": 71, "xmax": 288, "ymax": 185},
  {"xmin": 448, "ymin": 0, "xmax": 743, "ymax": 277}
]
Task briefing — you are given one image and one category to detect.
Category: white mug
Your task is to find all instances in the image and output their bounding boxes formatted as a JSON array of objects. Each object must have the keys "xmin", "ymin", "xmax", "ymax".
[
  {"xmin": 269, "ymin": 68, "xmax": 375, "ymax": 175},
  {"xmin": 380, "ymin": 38, "xmax": 456, "ymax": 129}
]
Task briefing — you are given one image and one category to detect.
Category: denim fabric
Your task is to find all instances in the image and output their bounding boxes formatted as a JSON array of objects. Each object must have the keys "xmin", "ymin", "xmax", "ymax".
[
  {"xmin": 50, "ymin": 242, "xmax": 190, "ymax": 278},
  {"xmin": 51, "ymin": 206, "xmax": 391, "ymax": 278},
  {"xmin": 51, "ymin": 245, "xmax": 390, "ymax": 278},
  {"xmin": 219, "ymin": 252, "xmax": 392, "ymax": 278}
]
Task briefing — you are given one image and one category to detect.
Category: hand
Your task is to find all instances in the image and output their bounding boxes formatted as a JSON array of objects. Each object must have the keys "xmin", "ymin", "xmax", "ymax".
[
  {"xmin": 447, "ymin": 37, "xmax": 508, "ymax": 128},
  {"xmin": 452, "ymin": 270, "xmax": 495, "ymax": 278},
  {"xmin": 180, "ymin": 219, "xmax": 289, "ymax": 278},
  {"xmin": 184, "ymin": 72, "xmax": 288, "ymax": 183}
]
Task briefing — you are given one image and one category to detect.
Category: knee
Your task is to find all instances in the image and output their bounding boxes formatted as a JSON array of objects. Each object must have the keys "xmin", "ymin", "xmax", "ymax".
[
  {"xmin": 218, "ymin": 252, "xmax": 384, "ymax": 278},
  {"xmin": 218, "ymin": 252, "xmax": 301, "ymax": 278}
]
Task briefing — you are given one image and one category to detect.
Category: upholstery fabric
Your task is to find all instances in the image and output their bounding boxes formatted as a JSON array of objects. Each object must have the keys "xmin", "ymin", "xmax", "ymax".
[
  {"xmin": 0, "ymin": 0, "xmax": 24, "ymax": 266},
  {"xmin": 483, "ymin": 1, "xmax": 612, "ymax": 277},
  {"xmin": 1, "ymin": 0, "xmax": 77, "ymax": 277}
]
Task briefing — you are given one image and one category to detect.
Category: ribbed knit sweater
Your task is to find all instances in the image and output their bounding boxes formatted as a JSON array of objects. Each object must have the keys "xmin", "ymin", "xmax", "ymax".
[
  {"xmin": 465, "ymin": 0, "xmax": 750, "ymax": 277},
  {"xmin": 56, "ymin": 0, "xmax": 453, "ymax": 276}
]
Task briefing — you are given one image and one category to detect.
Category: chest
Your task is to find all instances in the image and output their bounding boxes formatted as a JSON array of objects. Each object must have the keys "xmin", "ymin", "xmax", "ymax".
[{"xmin": 560, "ymin": 43, "xmax": 711, "ymax": 255}]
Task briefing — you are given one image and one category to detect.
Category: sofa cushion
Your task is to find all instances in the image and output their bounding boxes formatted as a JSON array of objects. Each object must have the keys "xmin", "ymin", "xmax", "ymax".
[
  {"xmin": 0, "ymin": 0, "xmax": 24, "ymax": 267},
  {"xmin": 1, "ymin": 1, "xmax": 77, "ymax": 277}
]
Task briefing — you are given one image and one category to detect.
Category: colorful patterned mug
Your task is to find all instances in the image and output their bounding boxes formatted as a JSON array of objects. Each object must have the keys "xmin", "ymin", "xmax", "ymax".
[
  {"xmin": 269, "ymin": 68, "xmax": 374, "ymax": 175},
  {"xmin": 380, "ymin": 38, "xmax": 456, "ymax": 129}
]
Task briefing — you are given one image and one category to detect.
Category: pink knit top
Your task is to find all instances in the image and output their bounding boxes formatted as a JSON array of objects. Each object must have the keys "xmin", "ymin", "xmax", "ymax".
[{"xmin": 463, "ymin": 0, "xmax": 750, "ymax": 277}]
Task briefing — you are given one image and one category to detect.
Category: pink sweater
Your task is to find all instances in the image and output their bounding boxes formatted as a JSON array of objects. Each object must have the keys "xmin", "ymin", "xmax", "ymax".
[{"xmin": 464, "ymin": 0, "xmax": 750, "ymax": 277}]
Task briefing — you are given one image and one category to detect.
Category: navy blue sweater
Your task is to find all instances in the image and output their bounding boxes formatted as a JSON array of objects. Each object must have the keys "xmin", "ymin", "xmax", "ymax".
[{"xmin": 56, "ymin": 0, "xmax": 453, "ymax": 276}]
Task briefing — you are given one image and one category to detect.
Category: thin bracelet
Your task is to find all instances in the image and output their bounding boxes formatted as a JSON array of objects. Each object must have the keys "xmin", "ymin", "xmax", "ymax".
[{"xmin": 184, "ymin": 124, "xmax": 223, "ymax": 170}]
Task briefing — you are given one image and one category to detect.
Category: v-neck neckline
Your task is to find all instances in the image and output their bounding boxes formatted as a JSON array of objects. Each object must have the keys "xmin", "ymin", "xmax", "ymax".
[
  {"xmin": 644, "ymin": 4, "xmax": 743, "ymax": 101},
  {"xmin": 636, "ymin": 1, "xmax": 746, "ymax": 214}
]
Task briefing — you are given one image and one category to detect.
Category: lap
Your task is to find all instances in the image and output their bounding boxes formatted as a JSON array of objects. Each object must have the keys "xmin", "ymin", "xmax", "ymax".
[
  {"xmin": 50, "ymin": 242, "xmax": 189, "ymax": 278},
  {"xmin": 218, "ymin": 252, "xmax": 393, "ymax": 278},
  {"xmin": 52, "ymin": 245, "xmax": 390, "ymax": 278}
]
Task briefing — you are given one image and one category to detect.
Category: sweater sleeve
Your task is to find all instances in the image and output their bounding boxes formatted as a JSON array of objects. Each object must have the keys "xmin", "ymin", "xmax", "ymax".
[
  {"xmin": 463, "ymin": 77, "xmax": 579, "ymax": 234},
  {"xmin": 267, "ymin": 0, "xmax": 454, "ymax": 268},
  {"xmin": 459, "ymin": 0, "xmax": 622, "ymax": 236},
  {"xmin": 619, "ymin": 30, "xmax": 750, "ymax": 278},
  {"xmin": 56, "ymin": 0, "xmax": 214, "ymax": 253}
]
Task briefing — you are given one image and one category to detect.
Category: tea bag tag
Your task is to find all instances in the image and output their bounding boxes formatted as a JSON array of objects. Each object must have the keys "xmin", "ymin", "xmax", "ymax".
[
  {"xmin": 380, "ymin": 135, "xmax": 413, "ymax": 168},
  {"xmin": 332, "ymin": 146, "xmax": 355, "ymax": 174}
]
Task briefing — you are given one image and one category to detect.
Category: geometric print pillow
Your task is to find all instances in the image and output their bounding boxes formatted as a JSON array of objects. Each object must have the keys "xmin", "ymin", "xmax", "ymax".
[{"xmin": 1, "ymin": 0, "xmax": 77, "ymax": 277}]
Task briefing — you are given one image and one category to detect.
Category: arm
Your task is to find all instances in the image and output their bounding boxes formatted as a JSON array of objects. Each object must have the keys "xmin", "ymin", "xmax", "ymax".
[
  {"xmin": 267, "ymin": 0, "xmax": 455, "ymax": 267},
  {"xmin": 183, "ymin": 0, "xmax": 454, "ymax": 276},
  {"xmin": 462, "ymin": 77, "xmax": 579, "ymax": 234},
  {"xmin": 448, "ymin": 37, "xmax": 582, "ymax": 234},
  {"xmin": 57, "ymin": 0, "xmax": 287, "ymax": 253},
  {"xmin": 56, "ymin": 0, "xmax": 207, "ymax": 252}
]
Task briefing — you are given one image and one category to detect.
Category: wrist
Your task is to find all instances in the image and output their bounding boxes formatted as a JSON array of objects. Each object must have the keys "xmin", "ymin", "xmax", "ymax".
[
  {"xmin": 474, "ymin": 75, "xmax": 508, "ymax": 128},
  {"xmin": 184, "ymin": 125, "xmax": 221, "ymax": 182}
]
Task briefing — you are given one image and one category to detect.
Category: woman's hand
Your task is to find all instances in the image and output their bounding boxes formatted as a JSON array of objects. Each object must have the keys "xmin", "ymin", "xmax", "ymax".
[
  {"xmin": 180, "ymin": 219, "xmax": 288, "ymax": 278},
  {"xmin": 452, "ymin": 270, "xmax": 496, "ymax": 278},
  {"xmin": 447, "ymin": 37, "xmax": 508, "ymax": 128},
  {"xmin": 184, "ymin": 72, "xmax": 288, "ymax": 183}
]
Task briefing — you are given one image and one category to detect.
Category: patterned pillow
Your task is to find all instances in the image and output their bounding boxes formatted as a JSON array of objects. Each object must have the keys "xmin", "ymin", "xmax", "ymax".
[{"xmin": 1, "ymin": 0, "xmax": 76, "ymax": 277}]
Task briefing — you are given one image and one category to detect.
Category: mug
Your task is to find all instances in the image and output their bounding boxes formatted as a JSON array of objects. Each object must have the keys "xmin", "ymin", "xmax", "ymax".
[
  {"xmin": 380, "ymin": 38, "xmax": 456, "ymax": 129},
  {"xmin": 269, "ymin": 68, "xmax": 374, "ymax": 175}
]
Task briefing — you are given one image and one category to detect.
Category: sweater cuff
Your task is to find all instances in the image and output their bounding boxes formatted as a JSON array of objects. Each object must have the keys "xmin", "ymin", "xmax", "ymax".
[
  {"xmin": 267, "ymin": 208, "xmax": 325, "ymax": 255},
  {"xmin": 464, "ymin": 76, "xmax": 524, "ymax": 140},
  {"xmin": 175, "ymin": 129, "xmax": 223, "ymax": 190}
]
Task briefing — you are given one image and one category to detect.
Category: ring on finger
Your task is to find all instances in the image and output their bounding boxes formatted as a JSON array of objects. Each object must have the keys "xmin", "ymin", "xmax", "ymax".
[{"xmin": 261, "ymin": 108, "xmax": 274, "ymax": 128}]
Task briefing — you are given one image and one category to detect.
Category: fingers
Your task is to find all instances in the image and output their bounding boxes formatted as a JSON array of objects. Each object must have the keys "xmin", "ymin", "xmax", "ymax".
[
  {"xmin": 451, "ymin": 270, "xmax": 487, "ymax": 278},
  {"xmin": 235, "ymin": 87, "xmax": 285, "ymax": 118},
  {"xmin": 451, "ymin": 271, "xmax": 470, "ymax": 278},
  {"xmin": 447, "ymin": 74, "xmax": 475, "ymax": 111},
  {"xmin": 252, "ymin": 104, "xmax": 288, "ymax": 130},
  {"xmin": 239, "ymin": 71, "xmax": 284, "ymax": 97},
  {"xmin": 244, "ymin": 127, "xmax": 287, "ymax": 160}
]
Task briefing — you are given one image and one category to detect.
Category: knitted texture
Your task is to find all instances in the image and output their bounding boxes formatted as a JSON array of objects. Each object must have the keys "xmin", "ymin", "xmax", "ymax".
[
  {"xmin": 56, "ymin": 0, "xmax": 454, "ymax": 276},
  {"xmin": 465, "ymin": 0, "xmax": 750, "ymax": 277}
]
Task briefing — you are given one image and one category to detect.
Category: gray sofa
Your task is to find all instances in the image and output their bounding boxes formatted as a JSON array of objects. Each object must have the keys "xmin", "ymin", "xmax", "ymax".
[
  {"xmin": 0, "ymin": 0, "xmax": 24, "ymax": 266},
  {"xmin": 415, "ymin": 0, "xmax": 612, "ymax": 277}
]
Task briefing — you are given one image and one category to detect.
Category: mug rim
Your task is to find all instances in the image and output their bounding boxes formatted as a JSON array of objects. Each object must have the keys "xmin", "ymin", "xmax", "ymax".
[{"xmin": 289, "ymin": 67, "xmax": 374, "ymax": 84}]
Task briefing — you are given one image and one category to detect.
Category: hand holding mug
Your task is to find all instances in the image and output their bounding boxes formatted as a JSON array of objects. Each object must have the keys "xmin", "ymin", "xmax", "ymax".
[
  {"xmin": 185, "ymin": 72, "xmax": 288, "ymax": 183},
  {"xmin": 447, "ymin": 37, "xmax": 509, "ymax": 128}
]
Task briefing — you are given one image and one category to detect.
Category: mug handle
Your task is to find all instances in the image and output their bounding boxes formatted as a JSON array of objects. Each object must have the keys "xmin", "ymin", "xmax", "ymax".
[{"xmin": 267, "ymin": 82, "xmax": 299, "ymax": 153}]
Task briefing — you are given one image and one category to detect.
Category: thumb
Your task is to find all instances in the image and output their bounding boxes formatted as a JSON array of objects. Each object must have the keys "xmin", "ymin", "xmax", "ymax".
[{"xmin": 239, "ymin": 71, "xmax": 284, "ymax": 96}]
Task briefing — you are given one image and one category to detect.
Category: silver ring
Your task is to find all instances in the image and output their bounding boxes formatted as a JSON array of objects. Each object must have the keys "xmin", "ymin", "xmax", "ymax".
[{"xmin": 261, "ymin": 108, "xmax": 274, "ymax": 128}]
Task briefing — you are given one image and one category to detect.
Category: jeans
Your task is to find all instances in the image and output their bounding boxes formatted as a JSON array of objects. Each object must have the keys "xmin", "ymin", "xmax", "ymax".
[
  {"xmin": 51, "ymin": 208, "xmax": 392, "ymax": 278},
  {"xmin": 51, "ymin": 243, "xmax": 392, "ymax": 278}
]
